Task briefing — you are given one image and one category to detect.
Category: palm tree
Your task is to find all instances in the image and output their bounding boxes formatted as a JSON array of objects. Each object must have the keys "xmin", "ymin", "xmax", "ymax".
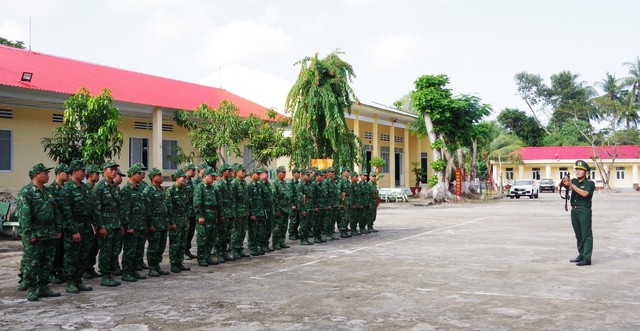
[
  {"xmin": 596, "ymin": 72, "xmax": 622, "ymax": 102},
  {"xmin": 624, "ymin": 57, "xmax": 640, "ymax": 101},
  {"xmin": 487, "ymin": 133, "xmax": 524, "ymax": 193}
]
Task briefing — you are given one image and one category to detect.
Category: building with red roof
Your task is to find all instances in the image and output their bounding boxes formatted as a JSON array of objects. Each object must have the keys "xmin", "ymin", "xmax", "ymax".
[
  {"xmin": 0, "ymin": 45, "xmax": 269, "ymax": 191},
  {"xmin": 494, "ymin": 145, "xmax": 640, "ymax": 190}
]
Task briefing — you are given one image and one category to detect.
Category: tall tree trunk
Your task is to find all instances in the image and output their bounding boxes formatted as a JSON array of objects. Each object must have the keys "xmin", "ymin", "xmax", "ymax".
[{"xmin": 423, "ymin": 114, "xmax": 450, "ymax": 202}]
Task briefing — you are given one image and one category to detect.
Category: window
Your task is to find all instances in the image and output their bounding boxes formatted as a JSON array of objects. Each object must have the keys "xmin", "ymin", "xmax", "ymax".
[
  {"xmin": 590, "ymin": 170, "xmax": 596, "ymax": 179},
  {"xmin": 0, "ymin": 129, "xmax": 12, "ymax": 171},
  {"xmin": 380, "ymin": 146, "xmax": 390, "ymax": 173},
  {"xmin": 394, "ymin": 135, "xmax": 403, "ymax": 143},
  {"xmin": 129, "ymin": 137, "xmax": 149, "ymax": 168},
  {"xmin": 532, "ymin": 167, "xmax": 540, "ymax": 180},
  {"xmin": 420, "ymin": 152, "xmax": 428, "ymax": 182},
  {"xmin": 364, "ymin": 144, "xmax": 373, "ymax": 174},
  {"xmin": 380, "ymin": 133, "xmax": 390, "ymax": 142},
  {"xmin": 364, "ymin": 131, "xmax": 373, "ymax": 139},
  {"xmin": 559, "ymin": 167, "xmax": 570, "ymax": 179},
  {"xmin": 162, "ymin": 140, "xmax": 178, "ymax": 170},
  {"xmin": 616, "ymin": 166, "xmax": 625, "ymax": 180},
  {"xmin": 505, "ymin": 167, "xmax": 514, "ymax": 180}
]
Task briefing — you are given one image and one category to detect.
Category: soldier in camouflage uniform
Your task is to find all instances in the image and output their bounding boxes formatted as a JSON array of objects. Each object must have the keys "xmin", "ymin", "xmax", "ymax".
[
  {"xmin": 142, "ymin": 168, "xmax": 170, "ymax": 276},
  {"xmin": 259, "ymin": 169, "xmax": 275, "ymax": 252},
  {"xmin": 214, "ymin": 164, "xmax": 236, "ymax": 263},
  {"xmin": 359, "ymin": 173, "xmax": 372, "ymax": 234},
  {"xmin": 310, "ymin": 170, "xmax": 327, "ymax": 243},
  {"xmin": 183, "ymin": 163, "xmax": 197, "ymax": 260},
  {"xmin": 119, "ymin": 164, "xmax": 148, "ymax": 282},
  {"xmin": 247, "ymin": 168, "xmax": 266, "ymax": 255},
  {"xmin": 132, "ymin": 162, "xmax": 149, "ymax": 270},
  {"xmin": 272, "ymin": 166, "xmax": 292, "ymax": 250},
  {"xmin": 337, "ymin": 168, "xmax": 352, "ymax": 238},
  {"xmin": 49, "ymin": 163, "xmax": 69, "ymax": 284},
  {"xmin": 18, "ymin": 163, "xmax": 62, "ymax": 301},
  {"xmin": 349, "ymin": 172, "xmax": 362, "ymax": 236},
  {"xmin": 58, "ymin": 160, "xmax": 94, "ymax": 293},
  {"xmin": 231, "ymin": 164, "xmax": 251, "ymax": 259},
  {"xmin": 83, "ymin": 164, "xmax": 101, "ymax": 279},
  {"xmin": 193, "ymin": 161, "xmax": 207, "ymax": 188},
  {"xmin": 193, "ymin": 167, "xmax": 221, "ymax": 267},
  {"xmin": 297, "ymin": 169, "xmax": 314, "ymax": 245},
  {"xmin": 92, "ymin": 160, "xmax": 123, "ymax": 287},
  {"xmin": 111, "ymin": 168, "xmax": 125, "ymax": 277},
  {"xmin": 368, "ymin": 172, "xmax": 380, "ymax": 232},
  {"xmin": 323, "ymin": 167, "xmax": 340, "ymax": 241},
  {"xmin": 166, "ymin": 169, "xmax": 191, "ymax": 273},
  {"xmin": 287, "ymin": 168, "xmax": 301, "ymax": 240}
]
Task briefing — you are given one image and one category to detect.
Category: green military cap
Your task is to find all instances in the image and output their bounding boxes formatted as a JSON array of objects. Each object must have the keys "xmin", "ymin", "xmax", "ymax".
[
  {"xmin": 198, "ymin": 161, "xmax": 208, "ymax": 169},
  {"xmin": 133, "ymin": 162, "xmax": 147, "ymax": 171},
  {"xmin": 341, "ymin": 167, "xmax": 352, "ymax": 172},
  {"xmin": 315, "ymin": 169, "xmax": 325, "ymax": 176},
  {"xmin": 275, "ymin": 166, "xmax": 286, "ymax": 173},
  {"xmin": 369, "ymin": 171, "xmax": 378, "ymax": 177},
  {"xmin": 234, "ymin": 163, "xmax": 246, "ymax": 172},
  {"xmin": 174, "ymin": 169, "xmax": 187, "ymax": 178},
  {"xmin": 28, "ymin": 163, "xmax": 53, "ymax": 178},
  {"xmin": 310, "ymin": 166, "xmax": 319, "ymax": 171},
  {"xmin": 69, "ymin": 160, "xmax": 85, "ymax": 172},
  {"xmin": 86, "ymin": 164, "xmax": 100, "ymax": 174},
  {"xmin": 116, "ymin": 169, "xmax": 125, "ymax": 177},
  {"xmin": 218, "ymin": 163, "xmax": 232, "ymax": 172},
  {"xmin": 54, "ymin": 163, "xmax": 69, "ymax": 174},
  {"xmin": 102, "ymin": 160, "xmax": 119, "ymax": 170},
  {"xmin": 292, "ymin": 167, "xmax": 301, "ymax": 173},
  {"xmin": 202, "ymin": 166, "xmax": 216, "ymax": 176},
  {"xmin": 148, "ymin": 168, "xmax": 162, "ymax": 178},
  {"xmin": 250, "ymin": 167, "xmax": 264, "ymax": 175},
  {"xmin": 183, "ymin": 162, "xmax": 196, "ymax": 171},
  {"xmin": 325, "ymin": 166, "xmax": 335, "ymax": 172},
  {"xmin": 351, "ymin": 171, "xmax": 359, "ymax": 176},
  {"xmin": 127, "ymin": 164, "xmax": 142, "ymax": 177},
  {"xmin": 301, "ymin": 169, "xmax": 311, "ymax": 175},
  {"xmin": 574, "ymin": 160, "xmax": 590, "ymax": 172}
]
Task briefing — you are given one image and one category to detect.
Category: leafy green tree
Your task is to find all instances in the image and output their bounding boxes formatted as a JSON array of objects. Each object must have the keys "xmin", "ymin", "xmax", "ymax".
[
  {"xmin": 488, "ymin": 133, "xmax": 524, "ymax": 192},
  {"xmin": 42, "ymin": 88, "xmax": 123, "ymax": 165},
  {"xmin": 496, "ymin": 108, "xmax": 545, "ymax": 146},
  {"xmin": 245, "ymin": 109, "xmax": 291, "ymax": 166},
  {"xmin": 285, "ymin": 50, "xmax": 363, "ymax": 169},
  {"xmin": 541, "ymin": 120, "xmax": 592, "ymax": 146},
  {"xmin": 0, "ymin": 37, "xmax": 25, "ymax": 49}
]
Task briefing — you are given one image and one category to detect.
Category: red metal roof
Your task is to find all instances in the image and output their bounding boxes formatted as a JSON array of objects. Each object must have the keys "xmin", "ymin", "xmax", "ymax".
[
  {"xmin": 0, "ymin": 45, "xmax": 268, "ymax": 118},
  {"xmin": 519, "ymin": 145, "xmax": 640, "ymax": 160}
]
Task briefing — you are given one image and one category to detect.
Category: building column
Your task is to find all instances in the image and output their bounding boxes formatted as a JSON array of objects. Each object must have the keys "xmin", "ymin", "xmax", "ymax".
[
  {"xmin": 545, "ymin": 165, "xmax": 552, "ymax": 178},
  {"xmin": 403, "ymin": 125, "xmax": 410, "ymax": 187},
  {"xmin": 372, "ymin": 114, "xmax": 379, "ymax": 157},
  {"xmin": 633, "ymin": 164, "xmax": 638, "ymax": 185},
  {"xmin": 151, "ymin": 107, "xmax": 163, "ymax": 170},
  {"xmin": 389, "ymin": 119, "xmax": 396, "ymax": 188},
  {"xmin": 353, "ymin": 110, "xmax": 361, "ymax": 173},
  {"xmin": 518, "ymin": 165, "xmax": 525, "ymax": 179}
]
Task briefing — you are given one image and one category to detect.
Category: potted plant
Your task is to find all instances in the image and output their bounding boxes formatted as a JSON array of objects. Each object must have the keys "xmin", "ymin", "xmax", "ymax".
[
  {"xmin": 410, "ymin": 161, "xmax": 425, "ymax": 196},
  {"xmin": 369, "ymin": 156, "xmax": 386, "ymax": 174}
]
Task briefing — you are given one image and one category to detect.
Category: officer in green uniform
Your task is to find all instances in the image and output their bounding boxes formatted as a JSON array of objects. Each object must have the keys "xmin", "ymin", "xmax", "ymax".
[
  {"xmin": 272, "ymin": 166, "xmax": 292, "ymax": 249},
  {"xmin": 562, "ymin": 160, "xmax": 595, "ymax": 266},
  {"xmin": 310, "ymin": 170, "xmax": 328, "ymax": 243},
  {"xmin": 183, "ymin": 162, "xmax": 197, "ymax": 260},
  {"xmin": 18, "ymin": 163, "xmax": 62, "ymax": 301},
  {"xmin": 59, "ymin": 160, "xmax": 94, "ymax": 293},
  {"xmin": 215, "ymin": 163, "xmax": 237, "ymax": 263},
  {"xmin": 120, "ymin": 164, "xmax": 148, "ymax": 282},
  {"xmin": 83, "ymin": 164, "xmax": 101, "ymax": 279},
  {"xmin": 368, "ymin": 172, "xmax": 380, "ymax": 232},
  {"xmin": 92, "ymin": 160, "xmax": 123, "ymax": 287},
  {"xmin": 247, "ymin": 168, "xmax": 267, "ymax": 255},
  {"xmin": 193, "ymin": 161, "xmax": 208, "ymax": 188},
  {"xmin": 132, "ymin": 162, "xmax": 149, "ymax": 270},
  {"xmin": 323, "ymin": 167, "xmax": 340, "ymax": 240},
  {"xmin": 167, "ymin": 169, "xmax": 191, "ymax": 273},
  {"xmin": 358, "ymin": 173, "xmax": 371, "ymax": 234},
  {"xmin": 288, "ymin": 168, "xmax": 301, "ymax": 240},
  {"xmin": 231, "ymin": 164, "xmax": 251, "ymax": 259},
  {"xmin": 338, "ymin": 168, "xmax": 352, "ymax": 238},
  {"xmin": 143, "ymin": 168, "xmax": 171, "ymax": 277},
  {"xmin": 297, "ymin": 169, "xmax": 315, "ymax": 245},
  {"xmin": 193, "ymin": 167, "xmax": 221, "ymax": 267},
  {"xmin": 111, "ymin": 168, "xmax": 125, "ymax": 277},
  {"xmin": 349, "ymin": 171, "xmax": 362, "ymax": 236},
  {"xmin": 49, "ymin": 163, "xmax": 69, "ymax": 284},
  {"xmin": 259, "ymin": 168, "xmax": 275, "ymax": 252}
]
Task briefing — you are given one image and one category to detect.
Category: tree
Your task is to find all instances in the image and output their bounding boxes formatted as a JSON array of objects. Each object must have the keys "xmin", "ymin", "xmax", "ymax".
[
  {"xmin": 285, "ymin": 50, "xmax": 363, "ymax": 169},
  {"xmin": 245, "ymin": 109, "xmax": 291, "ymax": 166},
  {"xmin": 487, "ymin": 133, "xmax": 524, "ymax": 191},
  {"xmin": 42, "ymin": 88, "xmax": 123, "ymax": 165},
  {"xmin": 0, "ymin": 37, "xmax": 25, "ymax": 49},
  {"xmin": 497, "ymin": 108, "xmax": 545, "ymax": 147}
]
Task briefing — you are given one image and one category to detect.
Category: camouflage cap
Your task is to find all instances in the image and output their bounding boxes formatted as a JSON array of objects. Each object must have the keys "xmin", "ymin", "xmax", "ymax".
[
  {"xmin": 234, "ymin": 163, "xmax": 246, "ymax": 172},
  {"xmin": 351, "ymin": 171, "xmax": 359, "ymax": 177},
  {"xmin": 574, "ymin": 160, "xmax": 590, "ymax": 172},
  {"xmin": 85, "ymin": 164, "xmax": 100, "ymax": 174},
  {"xmin": 148, "ymin": 168, "xmax": 162, "ymax": 178},
  {"xmin": 315, "ymin": 169, "xmax": 325, "ymax": 176},
  {"xmin": 310, "ymin": 166, "xmax": 319, "ymax": 171},
  {"xmin": 341, "ymin": 167, "xmax": 352, "ymax": 173},
  {"xmin": 54, "ymin": 163, "xmax": 69, "ymax": 174},
  {"xmin": 198, "ymin": 161, "xmax": 208, "ymax": 169},
  {"xmin": 292, "ymin": 167, "xmax": 301, "ymax": 173},
  {"xmin": 28, "ymin": 163, "xmax": 53, "ymax": 178},
  {"xmin": 69, "ymin": 160, "xmax": 85, "ymax": 172},
  {"xmin": 133, "ymin": 162, "xmax": 147, "ymax": 171},
  {"xmin": 102, "ymin": 160, "xmax": 119, "ymax": 170},
  {"xmin": 249, "ymin": 167, "xmax": 264, "ymax": 175},
  {"xmin": 116, "ymin": 169, "xmax": 125, "ymax": 177},
  {"xmin": 127, "ymin": 164, "xmax": 142, "ymax": 177},
  {"xmin": 325, "ymin": 166, "xmax": 335, "ymax": 172},
  {"xmin": 369, "ymin": 171, "xmax": 378, "ymax": 177},
  {"xmin": 301, "ymin": 169, "xmax": 311, "ymax": 175},
  {"xmin": 174, "ymin": 169, "xmax": 187, "ymax": 178},
  {"xmin": 183, "ymin": 162, "xmax": 196, "ymax": 171},
  {"xmin": 276, "ymin": 166, "xmax": 286, "ymax": 173},
  {"xmin": 219, "ymin": 163, "xmax": 233, "ymax": 172},
  {"xmin": 202, "ymin": 167, "xmax": 216, "ymax": 176}
]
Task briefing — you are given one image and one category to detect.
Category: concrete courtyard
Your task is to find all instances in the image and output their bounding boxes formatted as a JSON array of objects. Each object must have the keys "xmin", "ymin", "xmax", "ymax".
[{"xmin": 0, "ymin": 191, "xmax": 638, "ymax": 330}]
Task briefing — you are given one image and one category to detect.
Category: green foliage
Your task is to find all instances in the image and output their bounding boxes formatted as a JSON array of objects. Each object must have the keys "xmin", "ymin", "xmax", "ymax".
[
  {"xmin": 488, "ymin": 133, "xmax": 524, "ymax": 164},
  {"xmin": 541, "ymin": 120, "xmax": 593, "ymax": 146},
  {"xmin": 411, "ymin": 161, "xmax": 426, "ymax": 186},
  {"xmin": 369, "ymin": 156, "xmax": 386, "ymax": 169},
  {"xmin": 497, "ymin": 108, "xmax": 545, "ymax": 146},
  {"xmin": 430, "ymin": 159, "xmax": 447, "ymax": 171},
  {"xmin": 42, "ymin": 88, "xmax": 123, "ymax": 165},
  {"xmin": 0, "ymin": 37, "xmax": 25, "ymax": 49},
  {"xmin": 427, "ymin": 175, "xmax": 438, "ymax": 188},
  {"xmin": 245, "ymin": 109, "xmax": 292, "ymax": 166},
  {"xmin": 285, "ymin": 50, "xmax": 363, "ymax": 169},
  {"xmin": 430, "ymin": 138, "xmax": 445, "ymax": 150}
]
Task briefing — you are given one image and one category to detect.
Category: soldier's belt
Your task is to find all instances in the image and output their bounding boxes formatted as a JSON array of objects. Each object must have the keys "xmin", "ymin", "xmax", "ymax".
[{"xmin": 571, "ymin": 205, "xmax": 590, "ymax": 209}]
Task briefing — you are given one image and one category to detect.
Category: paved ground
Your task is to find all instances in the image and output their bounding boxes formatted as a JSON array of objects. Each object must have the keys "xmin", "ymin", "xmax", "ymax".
[{"xmin": 0, "ymin": 191, "xmax": 638, "ymax": 330}]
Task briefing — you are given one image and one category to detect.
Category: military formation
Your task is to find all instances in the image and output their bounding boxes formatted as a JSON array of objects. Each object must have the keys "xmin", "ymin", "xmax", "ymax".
[{"xmin": 16, "ymin": 161, "xmax": 380, "ymax": 301}]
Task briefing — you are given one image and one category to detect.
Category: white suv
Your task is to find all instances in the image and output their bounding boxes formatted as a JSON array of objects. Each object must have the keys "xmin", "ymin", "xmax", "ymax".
[{"xmin": 508, "ymin": 179, "xmax": 539, "ymax": 199}]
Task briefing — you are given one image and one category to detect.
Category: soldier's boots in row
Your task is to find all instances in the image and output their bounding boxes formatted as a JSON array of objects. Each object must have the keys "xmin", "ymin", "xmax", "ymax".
[
  {"xmin": 66, "ymin": 281, "xmax": 93, "ymax": 293},
  {"xmin": 368, "ymin": 226, "xmax": 378, "ymax": 233},
  {"xmin": 170, "ymin": 263, "xmax": 191, "ymax": 273},
  {"xmin": 300, "ymin": 238, "xmax": 314, "ymax": 245},
  {"xmin": 100, "ymin": 274, "xmax": 122, "ymax": 287},
  {"xmin": 27, "ymin": 286, "xmax": 62, "ymax": 301},
  {"xmin": 83, "ymin": 268, "xmax": 101, "ymax": 280},
  {"xmin": 148, "ymin": 265, "xmax": 170, "ymax": 277},
  {"xmin": 49, "ymin": 274, "xmax": 64, "ymax": 284},
  {"xmin": 250, "ymin": 249, "xmax": 265, "ymax": 256}
]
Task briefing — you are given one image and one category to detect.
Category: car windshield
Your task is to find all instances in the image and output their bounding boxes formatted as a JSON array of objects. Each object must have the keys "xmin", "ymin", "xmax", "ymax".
[
  {"xmin": 514, "ymin": 180, "xmax": 532, "ymax": 185},
  {"xmin": 540, "ymin": 179, "xmax": 553, "ymax": 184}
]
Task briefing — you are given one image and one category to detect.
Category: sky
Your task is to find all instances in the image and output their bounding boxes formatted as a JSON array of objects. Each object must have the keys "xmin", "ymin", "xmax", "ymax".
[{"xmin": 2, "ymin": 0, "xmax": 639, "ymax": 119}]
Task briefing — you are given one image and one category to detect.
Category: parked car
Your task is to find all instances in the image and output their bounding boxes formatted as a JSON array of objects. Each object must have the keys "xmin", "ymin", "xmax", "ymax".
[
  {"xmin": 508, "ymin": 179, "xmax": 539, "ymax": 199},
  {"xmin": 539, "ymin": 178, "xmax": 555, "ymax": 192}
]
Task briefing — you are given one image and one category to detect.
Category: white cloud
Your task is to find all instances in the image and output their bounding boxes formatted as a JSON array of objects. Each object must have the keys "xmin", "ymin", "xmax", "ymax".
[
  {"xmin": 194, "ymin": 20, "xmax": 294, "ymax": 70},
  {"xmin": 368, "ymin": 32, "xmax": 431, "ymax": 70},
  {"xmin": 0, "ymin": 20, "xmax": 29, "ymax": 43}
]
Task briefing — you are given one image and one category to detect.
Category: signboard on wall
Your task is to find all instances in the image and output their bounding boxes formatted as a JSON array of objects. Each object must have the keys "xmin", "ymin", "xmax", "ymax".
[{"xmin": 310, "ymin": 159, "xmax": 333, "ymax": 170}]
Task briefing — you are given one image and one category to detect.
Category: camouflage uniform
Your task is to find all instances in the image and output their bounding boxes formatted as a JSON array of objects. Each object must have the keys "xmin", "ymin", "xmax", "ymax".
[
  {"xmin": 215, "ymin": 164, "xmax": 236, "ymax": 262},
  {"xmin": 323, "ymin": 167, "xmax": 340, "ymax": 240},
  {"xmin": 83, "ymin": 165, "xmax": 101, "ymax": 278},
  {"xmin": 259, "ymin": 175, "xmax": 275, "ymax": 251},
  {"xmin": 297, "ymin": 170, "xmax": 315, "ymax": 245},
  {"xmin": 18, "ymin": 163, "xmax": 62, "ymax": 300},
  {"xmin": 183, "ymin": 163, "xmax": 197, "ymax": 258},
  {"xmin": 368, "ymin": 173, "xmax": 380, "ymax": 232},
  {"xmin": 48, "ymin": 163, "xmax": 68, "ymax": 283},
  {"xmin": 349, "ymin": 173, "xmax": 362, "ymax": 236},
  {"xmin": 59, "ymin": 160, "xmax": 94, "ymax": 292},
  {"xmin": 231, "ymin": 165, "xmax": 250, "ymax": 259},
  {"xmin": 143, "ymin": 168, "xmax": 170, "ymax": 276},
  {"xmin": 166, "ymin": 169, "xmax": 191, "ymax": 272},
  {"xmin": 272, "ymin": 167, "xmax": 291, "ymax": 249},
  {"xmin": 120, "ymin": 165, "xmax": 148, "ymax": 281},
  {"xmin": 133, "ymin": 162, "xmax": 149, "ymax": 270},
  {"xmin": 247, "ymin": 168, "xmax": 267, "ymax": 255},
  {"xmin": 193, "ymin": 167, "xmax": 221, "ymax": 266},
  {"xmin": 287, "ymin": 169, "xmax": 301, "ymax": 240},
  {"xmin": 311, "ymin": 171, "xmax": 327, "ymax": 243},
  {"xmin": 337, "ymin": 170, "xmax": 352, "ymax": 238}
]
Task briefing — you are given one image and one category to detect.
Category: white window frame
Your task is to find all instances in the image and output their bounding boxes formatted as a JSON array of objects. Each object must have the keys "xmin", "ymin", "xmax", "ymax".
[
  {"xmin": 559, "ymin": 167, "xmax": 570, "ymax": 179},
  {"xmin": 532, "ymin": 167, "xmax": 540, "ymax": 180},
  {"xmin": 380, "ymin": 146, "xmax": 390, "ymax": 173},
  {"xmin": 505, "ymin": 167, "xmax": 514, "ymax": 180},
  {"xmin": 616, "ymin": 166, "xmax": 625, "ymax": 180},
  {"xmin": 0, "ymin": 129, "xmax": 12, "ymax": 172},
  {"xmin": 129, "ymin": 137, "xmax": 149, "ymax": 168}
]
